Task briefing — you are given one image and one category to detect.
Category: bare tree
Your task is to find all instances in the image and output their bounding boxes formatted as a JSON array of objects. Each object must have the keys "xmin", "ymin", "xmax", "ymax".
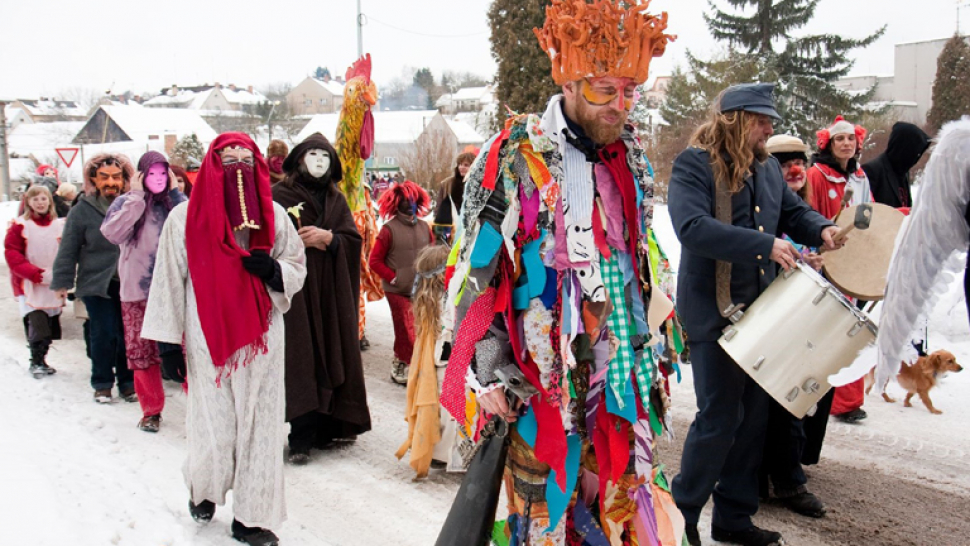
[{"xmin": 400, "ymin": 128, "xmax": 457, "ymax": 194}]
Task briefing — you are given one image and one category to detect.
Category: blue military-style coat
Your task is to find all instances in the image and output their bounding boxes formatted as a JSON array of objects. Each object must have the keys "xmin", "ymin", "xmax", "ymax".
[{"xmin": 667, "ymin": 147, "xmax": 834, "ymax": 342}]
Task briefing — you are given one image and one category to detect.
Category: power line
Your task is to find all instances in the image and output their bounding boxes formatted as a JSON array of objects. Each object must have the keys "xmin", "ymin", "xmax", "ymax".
[{"xmin": 364, "ymin": 15, "xmax": 489, "ymax": 39}]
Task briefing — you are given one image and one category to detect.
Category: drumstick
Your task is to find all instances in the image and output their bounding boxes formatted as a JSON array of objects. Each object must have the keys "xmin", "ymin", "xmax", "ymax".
[
  {"xmin": 823, "ymin": 203, "xmax": 873, "ymax": 252},
  {"xmin": 839, "ymin": 186, "xmax": 854, "ymax": 211}
]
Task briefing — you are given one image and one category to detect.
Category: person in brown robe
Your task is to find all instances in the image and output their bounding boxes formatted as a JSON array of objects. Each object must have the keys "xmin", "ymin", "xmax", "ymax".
[{"xmin": 272, "ymin": 133, "xmax": 372, "ymax": 465}]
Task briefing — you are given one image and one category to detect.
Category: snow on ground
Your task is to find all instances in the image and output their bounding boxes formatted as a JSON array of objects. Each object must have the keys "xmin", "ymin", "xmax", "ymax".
[{"xmin": 0, "ymin": 204, "xmax": 967, "ymax": 545}]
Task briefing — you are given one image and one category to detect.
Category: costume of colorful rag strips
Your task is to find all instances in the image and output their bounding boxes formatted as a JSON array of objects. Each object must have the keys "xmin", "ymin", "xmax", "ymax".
[
  {"xmin": 440, "ymin": 8, "xmax": 682, "ymax": 545},
  {"xmin": 440, "ymin": 107, "xmax": 686, "ymax": 545}
]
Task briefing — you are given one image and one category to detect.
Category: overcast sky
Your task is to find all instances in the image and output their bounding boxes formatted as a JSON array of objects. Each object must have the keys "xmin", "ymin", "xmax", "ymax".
[{"xmin": 0, "ymin": 0, "xmax": 963, "ymax": 100}]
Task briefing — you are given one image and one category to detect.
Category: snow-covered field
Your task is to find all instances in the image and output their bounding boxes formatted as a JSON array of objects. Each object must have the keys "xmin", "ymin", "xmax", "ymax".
[{"xmin": 0, "ymin": 201, "xmax": 967, "ymax": 545}]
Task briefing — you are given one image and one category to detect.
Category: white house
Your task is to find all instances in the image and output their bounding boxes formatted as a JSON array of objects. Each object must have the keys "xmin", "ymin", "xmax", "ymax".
[
  {"xmin": 435, "ymin": 85, "xmax": 496, "ymax": 115},
  {"xmin": 143, "ymin": 84, "xmax": 267, "ymax": 113},
  {"xmin": 836, "ymin": 35, "xmax": 968, "ymax": 125},
  {"xmin": 296, "ymin": 110, "xmax": 484, "ymax": 172}
]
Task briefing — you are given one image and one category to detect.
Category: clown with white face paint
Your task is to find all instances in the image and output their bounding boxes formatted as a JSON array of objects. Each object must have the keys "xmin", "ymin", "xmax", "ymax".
[
  {"xmin": 101, "ymin": 151, "xmax": 187, "ymax": 433},
  {"xmin": 272, "ymin": 132, "xmax": 372, "ymax": 465}
]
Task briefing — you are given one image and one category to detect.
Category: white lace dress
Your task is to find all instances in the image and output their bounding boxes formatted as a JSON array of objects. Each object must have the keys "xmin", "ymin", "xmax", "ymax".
[{"xmin": 141, "ymin": 202, "xmax": 306, "ymax": 529}]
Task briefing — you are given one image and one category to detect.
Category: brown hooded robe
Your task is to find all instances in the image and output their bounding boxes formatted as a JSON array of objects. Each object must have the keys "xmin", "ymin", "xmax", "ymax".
[{"xmin": 273, "ymin": 178, "xmax": 372, "ymax": 440}]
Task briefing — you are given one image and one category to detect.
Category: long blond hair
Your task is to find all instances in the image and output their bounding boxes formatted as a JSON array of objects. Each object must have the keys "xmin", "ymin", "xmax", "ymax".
[
  {"xmin": 411, "ymin": 245, "xmax": 451, "ymax": 335},
  {"xmin": 22, "ymin": 185, "xmax": 57, "ymax": 221},
  {"xmin": 690, "ymin": 105, "xmax": 766, "ymax": 193}
]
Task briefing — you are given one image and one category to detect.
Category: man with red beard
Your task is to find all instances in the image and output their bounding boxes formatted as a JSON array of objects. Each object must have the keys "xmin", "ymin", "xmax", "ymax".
[
  {"xmin": 141, "ymin": 133, "xmax": 306, "ymax": 546},
  {"xmin": 439, "ymin": 1, "xmax": 689, "ymax": 542},
  {"xmin": 52, "ymin": 153, "xmax": 136, "ymax": 403},
  {"xmin": 668, "ymin": 85, "xmax": 841, "ymax": 546}
]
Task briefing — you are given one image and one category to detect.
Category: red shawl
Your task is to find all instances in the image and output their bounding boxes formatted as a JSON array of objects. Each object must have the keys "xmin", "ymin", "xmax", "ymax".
[{"xmin": 186, "ymin": 133, "xmax": 276, "ymax": 373}]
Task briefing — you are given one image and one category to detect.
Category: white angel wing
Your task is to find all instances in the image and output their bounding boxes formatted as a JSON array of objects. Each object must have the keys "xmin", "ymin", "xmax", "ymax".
[{"xmin": 876, "ymin": 119, "xmax": 970, "ymax": 388}]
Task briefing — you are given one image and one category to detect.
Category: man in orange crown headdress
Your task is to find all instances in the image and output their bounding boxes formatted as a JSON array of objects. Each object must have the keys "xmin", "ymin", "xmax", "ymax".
[{"xmin": 439, "ymin": 1, "xmax": 688, "ymax": 544}]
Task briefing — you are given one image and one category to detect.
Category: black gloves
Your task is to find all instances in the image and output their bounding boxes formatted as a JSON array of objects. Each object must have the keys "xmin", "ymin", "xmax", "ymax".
[
  {"xmin": 242, "ymin": 250, "xmax": 277, "ymax": 280},
  {"xmin": 160, "ymin": 349, "xmax": 186, "ymax": 384},
  {"xmin": 242, "ymin": 249, "xmax": 284, "ymax": 292}
]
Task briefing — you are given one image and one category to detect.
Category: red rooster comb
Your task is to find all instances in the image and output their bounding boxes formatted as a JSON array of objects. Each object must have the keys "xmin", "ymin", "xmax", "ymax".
[{"xmin": 346, "ymin": 53, "xmax": 372, "ymax": 84}]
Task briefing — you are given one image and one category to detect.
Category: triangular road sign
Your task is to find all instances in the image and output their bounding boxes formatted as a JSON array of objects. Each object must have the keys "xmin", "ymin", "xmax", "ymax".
[{"xmin": 55, "ymin": 147, "xmax": 80, "ymax": 168}]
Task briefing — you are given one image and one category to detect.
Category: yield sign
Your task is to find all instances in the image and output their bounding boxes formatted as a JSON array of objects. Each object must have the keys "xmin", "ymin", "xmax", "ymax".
[{"xmin": 55, "ymin": 147, "xmax": 80, "ymax": 168}]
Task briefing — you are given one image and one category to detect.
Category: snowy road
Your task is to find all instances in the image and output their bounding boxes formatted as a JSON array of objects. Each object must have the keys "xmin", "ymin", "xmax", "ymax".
[{"xmin": 1, "ymin": 203, "xmax": 969, "ymax": 545}]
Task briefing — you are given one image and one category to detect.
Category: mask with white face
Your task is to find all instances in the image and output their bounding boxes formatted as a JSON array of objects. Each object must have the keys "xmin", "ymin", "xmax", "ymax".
[{"xmin": 303, "ymin": 149, "xmax": 331, "ymax": 179}]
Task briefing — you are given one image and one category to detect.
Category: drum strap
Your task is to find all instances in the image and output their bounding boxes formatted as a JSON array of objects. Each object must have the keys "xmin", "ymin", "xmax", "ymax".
[{"xmin": 714, "ymin": 184, "xmax": 743, "ymax": 319}]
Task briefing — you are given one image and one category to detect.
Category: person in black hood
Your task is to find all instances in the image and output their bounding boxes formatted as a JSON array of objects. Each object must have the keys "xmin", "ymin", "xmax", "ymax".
[
  {"xmin": 272, "ymin": 133, "xmax": 372, "ymax": 465},
  {"xmin": 863, "ymin": 122, "xmax": 931, "ymax": 208}
]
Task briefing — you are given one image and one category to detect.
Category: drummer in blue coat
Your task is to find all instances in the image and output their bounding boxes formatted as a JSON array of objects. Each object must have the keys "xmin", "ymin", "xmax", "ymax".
[{"xmin": 667, "ymin": 82, "xmax": 841, "ymax": 546}]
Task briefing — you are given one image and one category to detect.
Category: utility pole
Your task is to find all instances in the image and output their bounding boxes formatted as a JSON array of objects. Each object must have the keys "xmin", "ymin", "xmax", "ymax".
[
  {"xmin": 357, "ymin": 0, "xmax": 364, "ymax": 58},
  {"xmin": 0, "ymin": 101, "xmax": 10, "ymax": 201}
]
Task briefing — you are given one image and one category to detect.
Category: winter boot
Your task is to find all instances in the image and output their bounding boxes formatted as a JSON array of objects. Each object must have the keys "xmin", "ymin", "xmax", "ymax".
[
  {"xmin": 120, "ymin": 386, "xmax": 138, "ymax": 403},
  {"xmin": 390, "ymin": 359, "xmax": 408, "ymax": 385},
  {"xmin": 775, "ymin": 486, "xmax": 826, "ymax": 518},
  {"xmin": 288, "ymin": 447, "xmax": 310, "ymax": 465},
  {"xmin": 28, "ymin": 341, "xmax": 47, "ymax": 379},
  {"xmin": 138, "ymin": 414, "xmax": 162, "ymax": 433},
  {"xmin": 685, "ymin": 524, "xmax": 701, "ymax": 546},
  {"xmin": 94, "ymin": 388, "xmax": 113, "ymax": 403},
  {"xmin": 189, "ymin": 499, "xmax": 216, "ymax": 523},
  {"xmin": 231, "ymin": 519, "xmax": 279, "ymax": 546},
  {"xmin": 711, "ymin": 524, "xmax": 784, "ymax": 546},
  {"xmin": 37, "ymin": 340, "xmax": 55, "ymax": 375}
]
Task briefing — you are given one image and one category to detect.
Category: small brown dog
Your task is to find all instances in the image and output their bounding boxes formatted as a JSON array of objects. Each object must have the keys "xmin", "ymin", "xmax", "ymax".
[{"xmin": 866, "ymin": 350, "xmax": 963, "ymax": 414}]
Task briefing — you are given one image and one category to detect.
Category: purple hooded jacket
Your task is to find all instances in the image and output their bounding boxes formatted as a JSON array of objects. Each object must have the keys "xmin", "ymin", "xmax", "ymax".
[{"xmin": 101, "ymin": 152, "xmax": 186, "ymax": 302}]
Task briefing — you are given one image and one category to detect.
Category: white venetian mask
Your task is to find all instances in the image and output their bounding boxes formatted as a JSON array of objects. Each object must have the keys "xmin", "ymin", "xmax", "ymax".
[{"xmin": 303, "ymin": 149, "xmax": 331, "ymax": 179}]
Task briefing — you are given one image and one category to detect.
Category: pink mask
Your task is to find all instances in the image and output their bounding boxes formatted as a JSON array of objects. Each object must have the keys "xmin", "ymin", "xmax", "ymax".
[{"xmin": 145, "ymin": 163, "xmax": 168, "ymax": 194}]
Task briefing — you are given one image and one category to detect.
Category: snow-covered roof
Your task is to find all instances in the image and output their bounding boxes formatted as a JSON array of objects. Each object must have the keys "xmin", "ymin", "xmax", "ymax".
[
  {"xmin": 451, "ymin": 86, "xmax": 492, "ymax": 102},
  {"xmin": 99, "ymin": 105, "xmax": 217, "ymax": 143},
  {"xmin": 143, "ymin": 86, "xmax": 267, "ymax": 109},
  {"xmin": 296, "ymin": 110, "xmax": 442, "ymax": 144},
  {"xmin": 445, "ymin": 119, "xmax": 485, "ymax": 144},
  {"xmin": 435, "ymin": 94, "xmax": 453, "ymax": 108},
  {"xmin": 7, "ymin": 121, "xmax": 86, "ymax": 154},
  {"xmin": 222, "ymin": 87, "xmax": 267, "ymax": 105},
  {"xmin": 10, "ymin": 99, "xmax": 87, "ymax": 118},
  {"xmin": 312, "ymin": 79, "xmax": 346, "ymax": 97}
]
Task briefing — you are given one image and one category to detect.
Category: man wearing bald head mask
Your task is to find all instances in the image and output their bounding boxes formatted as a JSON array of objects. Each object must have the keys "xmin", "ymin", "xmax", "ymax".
[
  {"xmin": 52, "ymin": 153, "xmax": 136, "ymax": 404},
  {"xmin": 141, "ymin": 133, "xmax": 306, "ymax": 545}
]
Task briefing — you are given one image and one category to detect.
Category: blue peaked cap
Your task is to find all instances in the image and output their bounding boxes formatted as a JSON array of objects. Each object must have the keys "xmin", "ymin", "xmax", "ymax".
[{"xmin": 719, "ymin": 83, "xmax": 782, "ymax": 121}]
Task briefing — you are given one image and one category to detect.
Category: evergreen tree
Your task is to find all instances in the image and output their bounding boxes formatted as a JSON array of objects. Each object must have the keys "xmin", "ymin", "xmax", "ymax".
[
  {"xmin": 170, "ymin": 134, "xmax": 204, "ymax": 169},
  {"xmin": 692, "ymin": 0, "xmax": 884, "ymax": 139},
  {"xmin": 314, "ymin": 67, "xmax": 331, "ymax": 80},
  {"xmin": 413, "ymin": 68, "xmax": 438, "ymax": 109},
  {"xmin": 926, "ymin": 34, "xmax": 970, "ymax": 134},
  {"xmin": 488, "ymin": 0, "xmax": 560, "ymax": 129}
]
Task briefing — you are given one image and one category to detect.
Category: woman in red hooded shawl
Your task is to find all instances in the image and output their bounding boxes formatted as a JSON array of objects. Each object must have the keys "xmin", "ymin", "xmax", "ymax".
[{"xmin": 141, "ymin": 133, "xmax": 306, "ymax": 545}]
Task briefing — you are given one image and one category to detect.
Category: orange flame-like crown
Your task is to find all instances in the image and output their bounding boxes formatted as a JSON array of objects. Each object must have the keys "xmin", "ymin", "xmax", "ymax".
[{"xmin": 533, "ymin": 0, "xmax": 675, "ymax": 85}]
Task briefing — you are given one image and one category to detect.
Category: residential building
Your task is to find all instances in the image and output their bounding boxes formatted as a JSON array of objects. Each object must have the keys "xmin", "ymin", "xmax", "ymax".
[
  {"xmin": 837, "ymin": 35, "xmax": 969, "ymax": 126},
  {"xmin": 287, "ymin": 76, "xmax": 346, "ymax": 115},
  {"xmin": 5, "ymin": 99, "xmax": 88, "ymax": 125},
  {"xmin": 295, "ymin": 110, "xmax": 484, "ymax": 173},
  {"xmin": 143, "ymin": 84, "xmax": 267, "ymax": 113},
  {"xmin": 73, "ymin": 105, "xmax": 216, "ymax": 155},
  {"xmin": 435, "ymin": 85, "xmax": 495, "ymax": 115},
  {"xmin": 642, "ymin": 76, "xmax": 671, "ymax": 109}
]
